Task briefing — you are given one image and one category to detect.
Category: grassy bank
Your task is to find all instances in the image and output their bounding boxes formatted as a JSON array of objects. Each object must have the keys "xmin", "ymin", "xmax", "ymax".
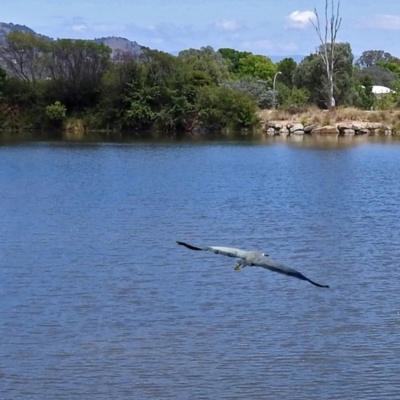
[{"xmin": 258, "ymin": 107, "xmax": 400, "ymax": 133}]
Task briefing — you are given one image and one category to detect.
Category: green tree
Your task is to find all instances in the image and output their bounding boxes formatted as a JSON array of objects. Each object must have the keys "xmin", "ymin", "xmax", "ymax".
[
  {"xmin": 276, "ymin": 58, "xmax": 297, "ymax": 88},
  {"xmin": 221, "ymin": 79, "xmax": 274, "ymax": 108},
  {"xmin": 357, "ymin": 50, "xmax": 399, "ymax": 68},
  {"xmin": 311, "ymin": 0, "xmax": 342, "ymax": 111},
  {"xmin": 120, "ymin": 50, "xmax": 195, "ymax": 132},
  {"xmin": 354, "ymin": 65, "xmax": 397, "ymax": 88},
  {"xmin": 218, "ymin": 48, "xmax": 252, "ymax": 75},
  {"xmin": 178, "ymin": 46, "xmax": 230, "ymax": 83},
  {"xmin": 195, "ymin": 85, "xmax": 258, "ymax": 131},
  {"xmin": 279, "ymin": 87, "xmax": 310, "ymax": 111},
  {"xmin": 375, "ymin": 61, "xmax": 400, "ymax": 78},
  {"xmin": 237, "ymin": 53, "xmax": 276, "ymax": 82},
  {"xmin": 46, "ymin": 39, "xmax": 111, "ymax": 109},
  {"xmin": 0, "ymin": 66, "xmax": 6, "ymax": 102},
  {"xmin": 294, "ymin": 42, "xmax": 355, "ymax": 108},
  {"xmin": 356, "ymin": 75, "xmax": 375, "ymax": 110},
  {"xmin": 0, "ymin": 31, "xmax": 50, "ymax": 87}
]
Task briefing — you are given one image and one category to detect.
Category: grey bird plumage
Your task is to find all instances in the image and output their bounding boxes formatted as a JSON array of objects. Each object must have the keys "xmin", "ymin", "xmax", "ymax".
[{"xmin": 177, "ymin": 241, "xmax": 329, "ymax": 288}]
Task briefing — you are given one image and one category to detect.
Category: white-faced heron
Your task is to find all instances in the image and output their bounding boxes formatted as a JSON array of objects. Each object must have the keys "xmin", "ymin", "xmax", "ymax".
[{"xmin": 177, "ymin": 241, "xmax": 329, "ymax": 288}]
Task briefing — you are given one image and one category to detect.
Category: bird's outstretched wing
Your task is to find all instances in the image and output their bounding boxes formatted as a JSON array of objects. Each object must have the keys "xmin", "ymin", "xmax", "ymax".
[
  {"xmin": 177, "ymin": 241, "xmax": 248, "ymax": 259},
  {"xmin": 254, "ymin": 256, "xmax": 329, "ymax": 288}
]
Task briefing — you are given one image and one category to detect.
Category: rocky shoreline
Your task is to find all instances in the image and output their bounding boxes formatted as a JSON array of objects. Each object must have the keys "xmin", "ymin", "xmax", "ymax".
[{"xmin": 261, "ymin": 121, "xmax": 395, "ymax": 137}]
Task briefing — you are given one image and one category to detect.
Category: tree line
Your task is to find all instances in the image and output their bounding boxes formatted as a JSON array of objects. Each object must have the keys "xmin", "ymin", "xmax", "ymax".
[{"xmin": 1, "ymin": 30, "xmax": 400, "ymax": 135}]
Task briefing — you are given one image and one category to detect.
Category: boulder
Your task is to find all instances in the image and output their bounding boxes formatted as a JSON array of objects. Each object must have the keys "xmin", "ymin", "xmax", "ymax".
[
  {"xmin": 340, "ymin": 129, "xmax": 355, "ymax": 136},
  {"xmin": 337, "ymin": 123, "xmax": 352, "ymax": 130},
  {"xmin": 352, "ymin": 124, "xmax": 365, "ymax": 131},
  {"xmin": 279, "ymin": 126, "xmax": 290, "ymax": 137},
  {"xmin": 365, "ymin": 122, "xmax": 382, "ymax": 130},
  {"xmin": 304, "ymin": 125, "xmax": 315, "ymax": 133},
  {"xmin": 266, "ymin": 127, "xmax": 275, "ymax": 136},
  {"xmin": 289, "ymin": 123, "xmax": 304, "ymax": 133},
  {"xmin": 311, "ymin": 125, "xmax": 339, "ymax": 135},
  {"xmin": 356, "ymin": 128, "xmax": 370, "ymax": 135}
]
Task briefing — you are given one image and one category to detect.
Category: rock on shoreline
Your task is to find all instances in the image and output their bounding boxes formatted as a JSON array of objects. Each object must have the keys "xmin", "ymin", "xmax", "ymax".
[{"xmin": 261, "ymin": 121, "xmax": 394, "ymax": 137}]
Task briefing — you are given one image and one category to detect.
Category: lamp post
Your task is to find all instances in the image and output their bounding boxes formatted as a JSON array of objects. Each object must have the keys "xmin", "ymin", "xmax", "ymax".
[{"xmin": 272, "ymin": 71, "xmax": 282, "ymax": 109}]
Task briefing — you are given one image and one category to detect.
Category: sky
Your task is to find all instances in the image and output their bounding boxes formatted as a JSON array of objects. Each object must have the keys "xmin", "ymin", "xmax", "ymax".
[{"xmin": 2, "ymin": 0, "xmax": 400, "ymax": 59}]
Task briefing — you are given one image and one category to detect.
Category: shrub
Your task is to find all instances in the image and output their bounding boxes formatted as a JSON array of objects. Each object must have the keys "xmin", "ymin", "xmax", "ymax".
[
  {"xmin": 45, "ymin": 101, "xmax": 67, "ymax": 122},
  {"xmin": 220, "ymin": 79, "xmax": 274, "ymax": 108},
  {"xmin": 196, "ymin": 85, "xmax": 258, "ymax": 131}
]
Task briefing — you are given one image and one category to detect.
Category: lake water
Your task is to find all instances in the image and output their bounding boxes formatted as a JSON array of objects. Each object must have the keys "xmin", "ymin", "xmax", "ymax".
[{"xmin": 1, "ymin": 137, "xmax": 400, "ymax": 399}]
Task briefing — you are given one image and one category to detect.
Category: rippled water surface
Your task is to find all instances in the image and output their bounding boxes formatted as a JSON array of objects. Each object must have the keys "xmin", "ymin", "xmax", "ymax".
[{"xmin": 1, "ymin": 138, "xmax": 400, "ymax": 399}]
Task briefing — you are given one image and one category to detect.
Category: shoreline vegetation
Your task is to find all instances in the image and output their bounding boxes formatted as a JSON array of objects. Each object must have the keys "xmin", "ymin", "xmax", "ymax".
[
  {"xmin": 1, "ymin": 30, "xmax": 400, "ymax": 141},
  {"xmin": 257, "ymin": 107, "xmax": 400, "ymax": 138}
]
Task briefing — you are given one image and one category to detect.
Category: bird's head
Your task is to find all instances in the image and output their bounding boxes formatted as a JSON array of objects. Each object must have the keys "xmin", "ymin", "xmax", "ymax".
[{"xmin": 262, "ymin": 253, "xmax": 269, "ymax": 257}]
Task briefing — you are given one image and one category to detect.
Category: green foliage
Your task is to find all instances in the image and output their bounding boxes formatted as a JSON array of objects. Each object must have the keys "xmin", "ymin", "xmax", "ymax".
[
  {"xmin": 354, "ymin": 76, "xmax": 375, "ymax": 110},
  {"xmin": 1, "ymin": 77, "xmax": 47, "ymax": 129},
  {"xmin": 218, "ymin": 48, "xmax": 276, "ymax": 82},
  {"xmin": 293, "ymin": 53, "xmax": 325, "ymax": 106},
  {"xmin": 45, "ymin": 101, "xmax": 67, "ymax": 122},
  {"xmin": 294, "ymin": 42, "xmax": 356, "ymax": 108},
  {"xmin": 357, "ymin": 50, "xmax": 399, "ymax": 68},
  {"xmin": 276, "ymin": 58, "xmax": 297, "ymax": 88},
  {"xmin": 8, "ymin": 34, "xmax": 400, "ymax": 135},
  {"xmin": 355, "ymin": 65, "xmax": 397, "ymax": 88},
  {"xmin": 237, "ymin": 53, "xmax": 276, "ymax": 81},
  {"xmin": 281, "ymin": 88, "xmax": 311, "ymax": 112},
  {"xmin": 0, "ymin": 66, "xmax": 6, "ymax": 102},
  {"xmin": 0, "ymin": 31, "xmax": 50, "ymax": 85},
  {"xmin": 375, "ymin": 61, "xmax": 400, "ymax": 78},
  {"xmin": 218, "ymin": 48, "xmax": 251, "ymax": 75},
  {"xmin": 116, "ymin": 48, "xmax": 258, "ymax": 133},
  {"xmin": 178, "ymin": 46, "xmax": 230, "ymax": 83},
  {"xmin": 46, "ymin": 39, "xmax": 111, "ymax": 110},
  {"xmin": 195, "ymin": 86, "xmax": 258, "ymax": 130},
  {"xmin": 221, "ymin": 79, "xmax": 274, "ymax": 108},
  {"xmin": 375, "ymin": 95, "xmax": 396, "ymax": 110},
  {"xmin": 275, "ymin": 82, "xmax": 292, "ymax": 107}
]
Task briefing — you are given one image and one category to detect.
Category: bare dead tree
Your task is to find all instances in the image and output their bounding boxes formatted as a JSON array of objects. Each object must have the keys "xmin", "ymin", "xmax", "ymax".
[{"xmin": 310, "ymin": 0, "xmax": 342, "ymax": 112}]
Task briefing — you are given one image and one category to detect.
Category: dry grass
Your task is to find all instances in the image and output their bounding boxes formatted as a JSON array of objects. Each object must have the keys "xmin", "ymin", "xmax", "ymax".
[
  {"xmin": 64, "ymin": 118, "xmax": 86, "ymax": 139},
  {"xmin": 258, "ymin": 107, "xmax": 400, "ymax": 130}
]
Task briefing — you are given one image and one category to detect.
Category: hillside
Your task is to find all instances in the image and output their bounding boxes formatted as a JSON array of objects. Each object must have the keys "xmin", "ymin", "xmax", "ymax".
[
  {"xmin": 0, "ymin": 22, "xmax": 52, "ymax": 45},
  {"xmin": 0, "ymin": 22, "xmax": 143, "ymax": 58}
]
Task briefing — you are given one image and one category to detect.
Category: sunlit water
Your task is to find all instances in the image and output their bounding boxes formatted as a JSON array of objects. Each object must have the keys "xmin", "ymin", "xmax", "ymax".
[{"xmin": 1, "ymin": 138, "xmax": 400, "ymax": 399}]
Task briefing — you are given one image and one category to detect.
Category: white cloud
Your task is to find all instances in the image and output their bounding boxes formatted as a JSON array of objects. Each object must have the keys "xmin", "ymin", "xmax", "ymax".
[
  {"xmin": 287, "ymin": 10, "xmax": 316, "ymax": 29},
  {"xmin": 370, "ymin": 14, "xmax": 400, "ymax": 30},
  {"xmin": 70, "ymin": 24, "xmax": 86, "ymax": 32},
  {"xmin": 215, "ymin": 19, "xmax": 241, "ymax": 32}
]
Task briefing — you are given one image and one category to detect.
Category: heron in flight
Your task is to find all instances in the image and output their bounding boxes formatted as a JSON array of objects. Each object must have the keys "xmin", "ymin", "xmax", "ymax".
[{"xmin": 177, "ymin": 241, "xmax": 329, "ymax": 288}]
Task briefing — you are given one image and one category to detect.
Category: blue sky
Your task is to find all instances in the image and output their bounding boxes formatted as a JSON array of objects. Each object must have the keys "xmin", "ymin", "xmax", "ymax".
[{"xmin": 2, "ymin": 0, "xmax": 400, "ymax": 58}]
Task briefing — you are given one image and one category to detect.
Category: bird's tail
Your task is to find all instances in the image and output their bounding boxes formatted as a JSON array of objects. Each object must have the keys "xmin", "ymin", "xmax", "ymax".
[
  {"xmin": 306, "ymin": 278, "xmax": 330, "ymax": 288},
  {"xmin": 176, "ymin": 241, "xmax": 203, "ymax": 251}
]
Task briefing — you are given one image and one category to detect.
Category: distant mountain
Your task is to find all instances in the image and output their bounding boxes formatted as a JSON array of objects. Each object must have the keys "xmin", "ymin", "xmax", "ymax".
[
  {"xmin": 94, "ymin": 36, "xmax": 143, "ymax": 58},
  {"xmin": 0, "ymin": 22, "xmax": 52, "ymax": 45},
  {"xmin": 1, "ymin": 21, "xmax": 307, "ymax": 65},
  {"xmin": 0, "ymin": 22, "xmax": 143, "ymax": 59}
]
